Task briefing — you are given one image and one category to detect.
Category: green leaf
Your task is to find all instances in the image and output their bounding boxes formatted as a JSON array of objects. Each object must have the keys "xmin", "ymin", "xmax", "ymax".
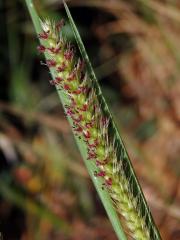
[
  {"xmin": 63, "ymin": 2, "xmax": 161, "ymax": 240},
  {"xmin": 25, "ymin": 0, "xmax": 161, "ymax": 239},
  {"xmin": 24, "ymin": 1, "xmax": 126, "ymax": 239}
]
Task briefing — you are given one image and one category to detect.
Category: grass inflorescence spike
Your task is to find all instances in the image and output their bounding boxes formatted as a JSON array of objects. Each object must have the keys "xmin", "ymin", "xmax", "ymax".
[{"xmin": 37, "ymin": 18, "xmax": 160, "ymax": 240}]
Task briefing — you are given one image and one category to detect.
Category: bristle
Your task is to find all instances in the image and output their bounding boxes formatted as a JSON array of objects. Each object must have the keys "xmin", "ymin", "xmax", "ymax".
[{"xmin": 38, "ymin": 19, "xmax": 152, "ymax": 240}]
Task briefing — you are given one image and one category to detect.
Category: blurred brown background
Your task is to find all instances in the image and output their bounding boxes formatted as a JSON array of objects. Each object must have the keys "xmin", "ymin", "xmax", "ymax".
[{"xmin": 0, "ymin": 0, "xmax": 180, "ymax": 239}]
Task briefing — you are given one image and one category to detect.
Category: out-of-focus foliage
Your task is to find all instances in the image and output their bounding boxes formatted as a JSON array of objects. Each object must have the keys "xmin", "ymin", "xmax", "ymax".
[{"xmin": 0, "ymin": 0, "xmax": 179, "ymax": 239}]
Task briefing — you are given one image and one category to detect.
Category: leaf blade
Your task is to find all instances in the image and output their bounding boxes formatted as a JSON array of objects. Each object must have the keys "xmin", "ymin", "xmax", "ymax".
[
  {"xmin": 25, "ymin": 0, "xmax": 127, "ymax": 239},
  {"xmin": 63, "ymin": 2, "xmax": 161, "ymax": 240}
]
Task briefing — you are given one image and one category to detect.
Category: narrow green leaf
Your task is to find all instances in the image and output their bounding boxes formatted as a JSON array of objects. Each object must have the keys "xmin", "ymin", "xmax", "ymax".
[
  {"xmin": 63, "ymin": 2, "xmax": 161, "ymax": 240},
  {"xmin": 24, "ymin": 0, "xmax": 127, "ymax": 239},
  {"xmin": 25, "ymin": 0, "xmax": 161, "ymax": 239}
]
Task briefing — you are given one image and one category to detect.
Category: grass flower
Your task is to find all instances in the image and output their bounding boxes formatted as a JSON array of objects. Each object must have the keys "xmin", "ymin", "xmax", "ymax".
[{"xmin": 37, "ymin": 18, "xmax": 161, "ymax": 240}]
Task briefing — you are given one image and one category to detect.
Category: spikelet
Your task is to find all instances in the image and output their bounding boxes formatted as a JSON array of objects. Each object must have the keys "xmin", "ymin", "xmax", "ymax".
[{"xmin": 38, "ymin": 19, "xmax": 151, "ymax": 239}]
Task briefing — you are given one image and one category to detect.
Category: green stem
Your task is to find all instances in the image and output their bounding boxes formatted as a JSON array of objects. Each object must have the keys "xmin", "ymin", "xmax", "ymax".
[
  {"xmin": 24, "ymin": 1, "xmax": 162, "ymax": 239},
  {"xmin": 24, "ymin": 1, "xmax": 127, "ymax": 239}
]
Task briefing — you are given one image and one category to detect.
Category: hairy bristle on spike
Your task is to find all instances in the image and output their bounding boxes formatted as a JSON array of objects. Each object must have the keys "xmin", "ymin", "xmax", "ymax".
[{"xmin": 37, "ymin": 19, "xmax": 156, "ymax": 240}]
